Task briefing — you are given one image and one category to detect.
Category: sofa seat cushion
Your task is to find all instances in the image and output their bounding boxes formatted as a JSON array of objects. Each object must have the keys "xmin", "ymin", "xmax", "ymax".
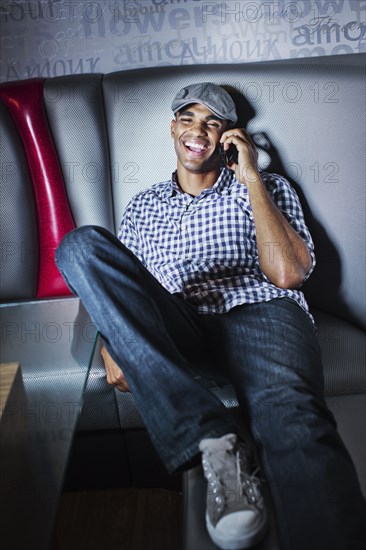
[
  {"xmin": 312, "ymin": 309, "xmax": 366, "ymax": 396},
  {"xmin": 95, "ymin": 308, "xmax": 365, "ymax": 434}
]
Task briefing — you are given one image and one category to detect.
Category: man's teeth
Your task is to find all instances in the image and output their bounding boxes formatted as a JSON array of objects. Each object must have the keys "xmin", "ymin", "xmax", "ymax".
[{"xmin": 185, "ymin": 141, "xmax": 207, "ymax": 151}]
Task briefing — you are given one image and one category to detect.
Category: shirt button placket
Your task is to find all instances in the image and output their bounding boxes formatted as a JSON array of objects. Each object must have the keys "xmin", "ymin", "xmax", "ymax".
[{"xmin": 181, "ymin": 197, "xmax": 193, "ymax": 261}]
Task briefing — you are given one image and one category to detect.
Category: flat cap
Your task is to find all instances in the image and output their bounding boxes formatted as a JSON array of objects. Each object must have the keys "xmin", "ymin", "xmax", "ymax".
[{"xmin": 171, "ymin": 82, "xmax": 237, "ymax": 124}]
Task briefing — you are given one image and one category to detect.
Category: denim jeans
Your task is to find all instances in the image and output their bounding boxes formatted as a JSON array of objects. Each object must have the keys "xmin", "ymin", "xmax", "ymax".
[{"xmin": 55, "ymin": 225, "xmax": 366, "ymax": 550}]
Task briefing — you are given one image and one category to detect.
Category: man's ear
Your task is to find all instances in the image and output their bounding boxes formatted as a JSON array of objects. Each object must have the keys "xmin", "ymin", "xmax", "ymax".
[{"xmin": 170, "ymin": 119, "xmax": 176, "ymax": 137}]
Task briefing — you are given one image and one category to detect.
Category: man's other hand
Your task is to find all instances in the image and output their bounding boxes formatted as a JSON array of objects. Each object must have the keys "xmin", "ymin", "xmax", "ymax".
[{"xmin": 101, "ymin": 344, "xmax": 130, "ymax": 392}]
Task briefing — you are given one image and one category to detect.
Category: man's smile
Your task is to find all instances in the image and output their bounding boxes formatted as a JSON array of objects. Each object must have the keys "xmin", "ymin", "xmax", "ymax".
[{"xmin": 182, "ymin": 139, "xmax": 210, "ymax": 157}]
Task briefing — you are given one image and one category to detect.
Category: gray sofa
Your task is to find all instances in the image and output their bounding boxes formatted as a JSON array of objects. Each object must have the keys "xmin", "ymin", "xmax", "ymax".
[{"xmin": 1, "ymin": 54, "xmax": 365, "ymax": 549}]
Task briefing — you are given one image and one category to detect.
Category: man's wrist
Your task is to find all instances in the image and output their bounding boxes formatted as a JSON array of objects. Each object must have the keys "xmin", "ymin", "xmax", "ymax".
[{"xmin": 238, "ymin": 164, "xmax": 262, "ymax": 186}]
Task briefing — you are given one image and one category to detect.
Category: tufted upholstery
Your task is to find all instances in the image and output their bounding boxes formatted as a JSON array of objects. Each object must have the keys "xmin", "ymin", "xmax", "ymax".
[{"xmin": 1, "ymin": 53, "xmax": 365, "ymax": 546}]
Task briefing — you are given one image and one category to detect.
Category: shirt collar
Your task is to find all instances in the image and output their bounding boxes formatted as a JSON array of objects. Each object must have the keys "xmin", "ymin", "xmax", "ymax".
[
  {"xmin": 213, "ymin": 167, "xmax": 235, "ymax": 195},
  {"xmin": 158, "ymin": 167, "xmax": 235, "ymax": 200}
]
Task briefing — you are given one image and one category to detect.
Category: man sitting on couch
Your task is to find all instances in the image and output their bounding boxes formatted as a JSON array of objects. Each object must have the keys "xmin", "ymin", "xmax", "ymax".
[{"xmin": 56, "ymin": 83, "xmax": 366, "ymax": 550}]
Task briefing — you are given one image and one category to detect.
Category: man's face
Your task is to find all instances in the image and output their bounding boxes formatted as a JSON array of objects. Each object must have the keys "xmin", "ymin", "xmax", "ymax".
[{"xmin": 171, "ymin": 103, "xmax": 230, "ymax": 175}]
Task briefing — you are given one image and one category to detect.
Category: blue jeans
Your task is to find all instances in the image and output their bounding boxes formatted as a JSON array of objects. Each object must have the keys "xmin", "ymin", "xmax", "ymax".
[{"xmin": 56, "ymin": 226, "xmax": 366, "ymax": 550}]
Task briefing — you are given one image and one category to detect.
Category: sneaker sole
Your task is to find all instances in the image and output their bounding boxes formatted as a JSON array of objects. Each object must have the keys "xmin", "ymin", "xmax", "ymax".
[{"xmin": 205, "ymin": 509, "xmax": 268, "ymax": 550}]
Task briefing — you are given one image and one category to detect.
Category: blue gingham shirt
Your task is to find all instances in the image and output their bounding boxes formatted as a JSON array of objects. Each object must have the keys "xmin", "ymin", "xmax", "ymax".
[{"xmin": 118, "ymin": 168, "xmax": 315, "ymax": 319}]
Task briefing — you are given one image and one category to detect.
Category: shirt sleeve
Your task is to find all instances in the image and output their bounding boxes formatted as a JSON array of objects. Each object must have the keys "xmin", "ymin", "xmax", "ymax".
[
  {"xmin": 117, "ymin": 199, "xmax": 144, "ymax": 263},
  {"xmin": 263, "ymin": 172, "xmax": 316, "ymax": 285}
]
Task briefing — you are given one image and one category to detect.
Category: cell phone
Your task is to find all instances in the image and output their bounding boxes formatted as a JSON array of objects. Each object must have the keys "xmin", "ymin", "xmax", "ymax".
[
  {"xmin": 220, "ymin": 143, "xmax": 238, "ymax": 166},
  {"xmin": 225, "ymin": 143, "xmax": 238, "ymax": 165}
]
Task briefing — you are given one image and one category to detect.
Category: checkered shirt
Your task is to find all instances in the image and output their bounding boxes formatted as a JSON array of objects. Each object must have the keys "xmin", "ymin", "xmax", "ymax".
[{"xmin": 118, "ymin": 168, "xmax": 315, "ymax": 320}]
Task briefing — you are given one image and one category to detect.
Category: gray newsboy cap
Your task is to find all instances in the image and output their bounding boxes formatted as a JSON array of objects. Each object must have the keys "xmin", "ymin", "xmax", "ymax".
[{"xmin": 171, "ymin": 82, "xmax": 237, "ymax": 124}]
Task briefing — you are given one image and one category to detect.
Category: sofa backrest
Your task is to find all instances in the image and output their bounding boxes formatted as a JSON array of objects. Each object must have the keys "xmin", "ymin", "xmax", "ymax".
[{"xmin": 1, "ymin": 55, "xmax": 365, "ymax": 329}]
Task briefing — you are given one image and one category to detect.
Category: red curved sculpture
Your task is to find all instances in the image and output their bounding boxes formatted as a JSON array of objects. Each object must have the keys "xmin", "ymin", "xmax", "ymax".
[{"xmin": 0, "ymin": 78, "xmax": 75, "ymax": 298}]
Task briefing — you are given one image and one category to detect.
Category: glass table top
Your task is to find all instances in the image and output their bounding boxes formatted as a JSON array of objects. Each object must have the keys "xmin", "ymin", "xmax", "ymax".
[{"xmin": 0, "ymin": 297, "xmax": 97, "ymax": 550}]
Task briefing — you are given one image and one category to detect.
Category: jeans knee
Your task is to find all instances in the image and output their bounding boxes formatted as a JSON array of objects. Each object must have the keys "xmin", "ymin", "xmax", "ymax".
[
  {"xmin": 55, "ymin": 225, "xmax": 103, "ymax": 270},
  {"xmin": 55, "ymin": 225, "xmax": 134, "ymax": 277}
]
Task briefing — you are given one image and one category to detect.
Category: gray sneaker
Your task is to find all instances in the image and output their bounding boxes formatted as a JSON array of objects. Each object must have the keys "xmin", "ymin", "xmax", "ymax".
[{"xmin": 199, "ymin": 433, "xmax": 267, "ymax": 550}]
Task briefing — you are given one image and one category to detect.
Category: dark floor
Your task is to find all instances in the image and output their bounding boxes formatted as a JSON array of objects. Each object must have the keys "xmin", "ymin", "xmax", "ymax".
[{"xmin": 52, "ymin": 487, "xmax": 183, "ymax": 550}]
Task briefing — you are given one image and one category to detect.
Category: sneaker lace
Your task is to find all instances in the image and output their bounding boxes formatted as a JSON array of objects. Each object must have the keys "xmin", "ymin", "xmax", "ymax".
[
  {"xmin": 236, "ymin": 445, "xmax": 264, "ymax": 510},
  {"xmin": 202, "ymin": 443, "xmax": 264, "ymax": 525}
]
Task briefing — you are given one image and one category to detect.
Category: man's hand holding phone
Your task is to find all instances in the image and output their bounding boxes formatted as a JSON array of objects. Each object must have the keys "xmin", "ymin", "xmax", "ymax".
[{"xmin": 220, "ymin": 128, "xmax": 259, "ymax": 185}]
